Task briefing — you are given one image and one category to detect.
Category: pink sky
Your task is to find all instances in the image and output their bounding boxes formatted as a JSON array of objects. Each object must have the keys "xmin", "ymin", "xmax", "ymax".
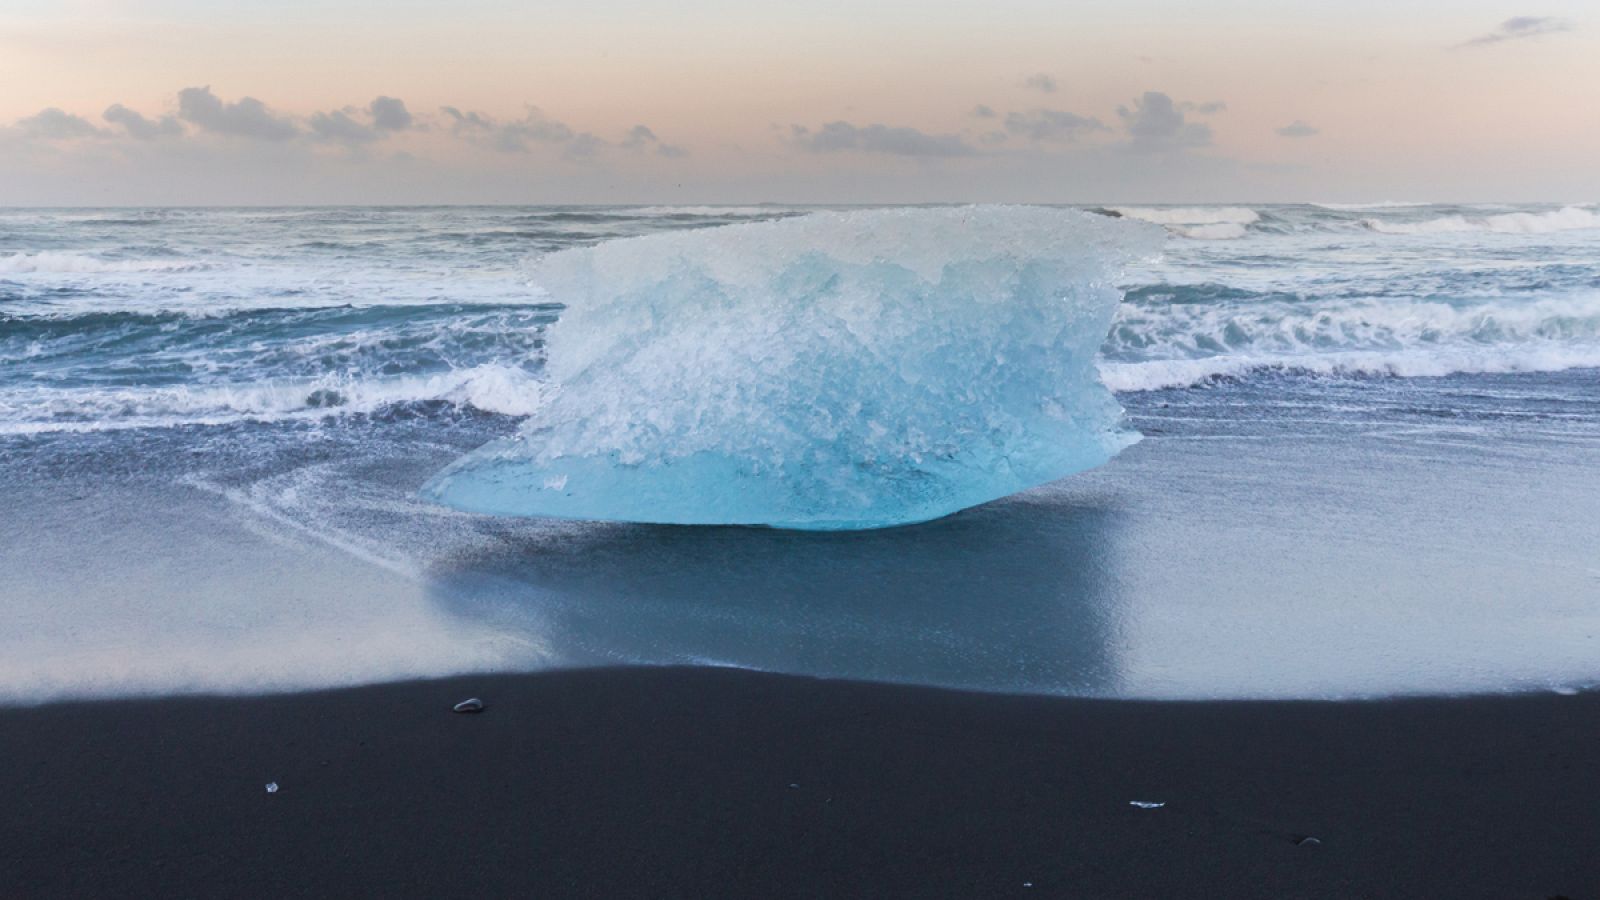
[{"xmin": 1, "ymin": 1, "xmax": 1596, "ymax": 203}]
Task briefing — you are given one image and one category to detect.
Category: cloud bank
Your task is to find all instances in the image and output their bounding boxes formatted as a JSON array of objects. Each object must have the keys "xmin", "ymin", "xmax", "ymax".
[
  {"xmin": 1457, "ymin": 16, "xmax": 1574, "ymax": 48},
  {"xmin": 790, "ymin": 122, "xmax": 978, "ymax": 157},
  {"xmin": 178, "ymin": 87, "xmax": 299, "ymax": 140}
]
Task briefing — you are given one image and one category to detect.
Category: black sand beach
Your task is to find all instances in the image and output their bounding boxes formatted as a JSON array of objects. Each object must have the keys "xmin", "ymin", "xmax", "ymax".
[{"xmin": 2, "ymin": 667, "xmax": 1596, "ymax": 898}]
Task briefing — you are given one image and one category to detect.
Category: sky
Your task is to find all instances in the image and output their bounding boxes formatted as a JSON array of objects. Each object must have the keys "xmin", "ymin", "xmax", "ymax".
[{"xmin": 1, "ymin": 0, "xmax": 1596, "ymax": 204}]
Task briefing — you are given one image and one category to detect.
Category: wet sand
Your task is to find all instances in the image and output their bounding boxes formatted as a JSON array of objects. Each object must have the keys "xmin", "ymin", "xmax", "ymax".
[{"xmin": 2, "ymin": 666, "xmax": 1597, "ymax": 898}]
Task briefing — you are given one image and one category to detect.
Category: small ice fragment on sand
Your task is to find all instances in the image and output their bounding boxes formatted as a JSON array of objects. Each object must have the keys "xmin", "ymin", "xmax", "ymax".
[
  {"xmin": 1129, "ymin": 800, "xmax": 1164, "ymax": 809},
  {"xmin": 1293, "ymin": 835, "xmax": 1322, "ymax": 847},
  {"xmin": 1552, "ymin": 685, "xmax": 1580, "ymax": 696},
  {"xmin": 452, "ymin": 698, "xmax": 484, "ymax": 713},
  {"xmin": 265, "ymin": 782, "xmax": 279, "ymax": 794}
]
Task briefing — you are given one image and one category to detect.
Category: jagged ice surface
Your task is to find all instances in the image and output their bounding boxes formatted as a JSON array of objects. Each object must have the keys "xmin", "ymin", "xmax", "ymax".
[{"xmin": 423, "ymin": 207, "xmax": 1162, "ymax": 529}]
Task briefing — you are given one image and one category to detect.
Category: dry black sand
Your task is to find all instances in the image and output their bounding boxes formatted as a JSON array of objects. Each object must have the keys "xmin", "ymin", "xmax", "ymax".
[{"xmin": 2, "ymin": 667, "xmax": 1597, "ymax": 898}]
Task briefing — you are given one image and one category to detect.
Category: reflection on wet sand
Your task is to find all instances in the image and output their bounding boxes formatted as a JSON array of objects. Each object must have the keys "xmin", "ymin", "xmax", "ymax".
[{"xmin": 427, "ymin": 494, "xmax": 1129, "ymax": 695}]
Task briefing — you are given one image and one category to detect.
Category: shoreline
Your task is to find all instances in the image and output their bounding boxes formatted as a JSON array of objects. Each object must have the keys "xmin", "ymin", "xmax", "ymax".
[{"xmin": 4, "ymin": 666, "xmax": 1598, "ymax": 897}]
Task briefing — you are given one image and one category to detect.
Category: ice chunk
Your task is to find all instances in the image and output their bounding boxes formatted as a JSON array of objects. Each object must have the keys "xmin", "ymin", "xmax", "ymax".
[{"xmin": 423, "ymin": 206, "xmax": 1161, "ymax": 530}]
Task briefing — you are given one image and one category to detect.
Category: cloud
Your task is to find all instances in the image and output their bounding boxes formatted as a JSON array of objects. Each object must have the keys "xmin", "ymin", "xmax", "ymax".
[
  {"xmin": 1458, "ymin": 16, "xmax": 1574, "ymax": 47},
  {"xmin": 566, "ymin": 133, "xmax": 611, "ymax": 161},
  {"xmin": 309, "ymin": 108, "xmax": 380, "ymax": 144},
  {"xmin": 444, "ymin": 106, "xmax": 577, "ymax": 153},
  {"xmin": 1275, "ymin": 120, "xmax": 1320, "ymax": 138},
  {"xmin": 306, "ymin": 98, "xmax": 417, "ymax": 145},
  {"xmin": 1117, "ymin": 91, "xmax": 1212, "ymax": 151},
  {"xmin": 12, "ymin": 108, "xmax": 105, "ymax": 140},
  {"xmin": 1183, "ymin": 100, "xmax": 1228, "ymax": 115},
  {"xmin": 1003, "ymin": 108, "xmax": 1106, "ymax": 142},
  {"xmin": 441, "ymin": 105, "xmax": 656, "ymax": 160},
  {"xmin": 970, "ymin": 104, "xmax": 997, "ymax": 119},
  {"xmin": 1024, "ymin": 73, "xmax": 1058, "ymax": 94},
  {"xmin": 369, "ymin": 96, "xmax": 413, "ymax": 132},
  {"xmin": 441, "ymin": 106, "xmax": 494, "ymax": 134},
  {"xmin": 790, "ymin": 121, "xmax": 978, "ymax": 157},
  {"xmin": 177, "ymin": 87, "xmax": 298, "ymax": 140},
  {"xmin": 621, "ymin": 124, "xmax": 687, "ymax": 158},
  {"xmin": 103, "ymin": 104, "xmax": 183, "ymax": 139}
]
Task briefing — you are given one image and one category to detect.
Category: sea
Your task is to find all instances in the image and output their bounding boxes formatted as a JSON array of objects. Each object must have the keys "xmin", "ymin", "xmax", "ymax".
[{"xmin": 3, "ymin": 203, "xmax": 1598, "ymax": 702}]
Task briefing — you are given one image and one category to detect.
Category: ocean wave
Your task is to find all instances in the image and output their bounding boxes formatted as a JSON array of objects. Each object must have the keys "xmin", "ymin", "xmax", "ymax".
[
  {"xmin": 0, "ymin": 251, "xmax": 212, "ymax": 274},
  {"xmin": 1109, "ymin": 207, "xmax": 1261, "ymax": 226},
  {"xmin": 1364, "ymin": 206, "xmax": 1600, "ymax": 236},
  {"xmin": 1102, "ymin": 287, "xmax": 1600, "ymax": 389},
  {"xmin": 627, "ymin": 206, "xmax": 799, "ymax": 217},
  {"xmin": 1166, "ymin": 222, "xmax": 1250, "ymax": 240},
  {"xmin": 1309, "ymin": 201, "xmax": 1430, "ymax": 211},
  {"xmin": 1100, "ymin": 345, "xmax": 1600, "ymax": 392},
  {"xmin": 0, "ymin": 364, "xmax": 550, "ymax": 435}
]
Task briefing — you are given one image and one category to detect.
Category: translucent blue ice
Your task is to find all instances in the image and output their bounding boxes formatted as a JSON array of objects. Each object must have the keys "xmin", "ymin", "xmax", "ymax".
[{"xmin": 423, "ymin": 206, "xmax": 1163, "ymax": 529}]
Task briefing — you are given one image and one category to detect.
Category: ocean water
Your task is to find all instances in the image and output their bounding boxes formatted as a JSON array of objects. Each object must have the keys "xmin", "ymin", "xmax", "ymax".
[{"xmin": 3, "ymin": 203, "xmax": 1598, "ymax": 702}]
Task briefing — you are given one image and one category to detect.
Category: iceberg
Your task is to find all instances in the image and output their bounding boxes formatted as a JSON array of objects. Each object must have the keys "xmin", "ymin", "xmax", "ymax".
[{"xmin": 423, "ymin": 206, "xmax": 1161, "ymax": 529}]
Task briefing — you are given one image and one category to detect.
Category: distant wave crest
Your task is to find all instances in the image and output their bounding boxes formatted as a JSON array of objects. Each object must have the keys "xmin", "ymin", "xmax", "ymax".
[
  {"xmin": 1363, "ymin": 206, "xmax": 1600, "ymax": 236},
  {"xmin": 0, "ymin": 251, "xmax": 210, "ymax": 274},
  {"xmin": 0, "ymin": 364, "xmax": 550, "ymax": 435},
  {"xmin": 1110, "ymin": 207, "xmax": 1262, "ymax": 226},
  {"xmin": 1103, "ymin": 285, "xmax": 1600, "ymax": 389},
  {"xmin": 1100, "ymin": 345, "xmax": 1600, "ymax": 392}
]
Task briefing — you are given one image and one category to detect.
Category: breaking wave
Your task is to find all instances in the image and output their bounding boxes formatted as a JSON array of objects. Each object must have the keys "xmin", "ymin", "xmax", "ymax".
[
  {"xmin": 0, "ymin": 251, "xmax": 211, "ymax": 274},
  {"xmin": 7, "ymin": 201, "xmax": 1600, "ymax": 437},
  {"xmin": 0, "ymin": 364, "xmax": 550, "ymax": 435},
  {"xmin": 1363, "ymin": 206, "xmax": 1600, "ymax": 236},
  {"xmin": 1110, "ymin": 207, "xmax": 1261, "ymax": 226},
  {"xmin": 1101, "ymin": 344, "xmax": 1600, "ymax": 392},
  {"xmin": 1102, "ymin": 285, "xmax": 1600, "ymax": 390},
  {"xmin": 1310, "ymin": 201, "xmax": 1429, "ymax": 211}
]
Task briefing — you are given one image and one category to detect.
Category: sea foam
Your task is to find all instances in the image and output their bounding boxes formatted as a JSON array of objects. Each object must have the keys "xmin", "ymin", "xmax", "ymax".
[
  {"xmin": 1108, "ymin": 207, "xmax": 1257, "ymax": 240},
  {"xmin": 423, "ymin": 206, "xmax": 1162, "ymax": 529},
  {"xmin": 1364, "ymin": 206, "xmax": 1600, "ymax": 235}
]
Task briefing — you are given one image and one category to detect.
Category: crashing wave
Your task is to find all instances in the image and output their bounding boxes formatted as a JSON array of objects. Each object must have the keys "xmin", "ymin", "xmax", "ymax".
[
  {"xmin": 1107, "ymin": 207, "xmax": 1258, "ymax": 240},
  {"xmin": 1166, "ymin": 222, "xmax": 1250, "ymax": 240},
  {"xmin": 0, "ymin": 365, "xmax": 550, "ymax": 435},
  {"xmin": 1309, "ymin": 201, "xmax": 1429, "ymax": 211},
  {"xmin": 1364, "ymin": 206, "xmax": 1600, "ymax": 236},
  {"xmin": 1109, "ymin": 206, "xmax": 1261, "ymax": 226},
  {"xmin": 423, "ymin": 206, "xmax": 1162, "ymax": 530},
  {"xmin": 628, "ymin": 206, "xmax": 798, "ymax": 218},
  {"xmin": 1101, "ymin": 287, "xmax": 1600, "ymax": 390},
  {"xmin": 1100, "ymin": 344, "xmax": 1600, "ymax": 392},
  {"xmin": 0, "ymin": 252, "xmax": 211, "ymax": 274}
]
